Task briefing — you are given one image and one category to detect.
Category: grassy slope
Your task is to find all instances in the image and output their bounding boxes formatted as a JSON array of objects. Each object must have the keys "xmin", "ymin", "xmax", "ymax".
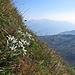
[
  {"xmin": 38, "ymin": 35, "xmax": 75, "ymax": 66},
  {"xmin": 0, "ymin": 0, "xmax": 75, "ymax": 75}
]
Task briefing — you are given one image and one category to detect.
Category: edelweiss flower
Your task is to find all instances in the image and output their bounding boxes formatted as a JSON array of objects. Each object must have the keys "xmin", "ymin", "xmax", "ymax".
[
  {"xmin": 18, "ymin": 30, "xmax": 22, "ymax": 34},
  {"xmin": 21, "ymin": 39, "xmax": 27, "ymax": 45},
  {"xmin": 10, "ymin": 36, "xmax": 15, "ymax": 41},
  {"xmin": 32, "ymin": 38, "xmax": 34, "ymax": 41},
  {"xmin": 26, "ymin": 42, "xmax": 30, "ymax": 46},
  {"xmin": 26, "ymin": 32, "xmax": 32, "ymax": 40},
  {"xmin": 22, "ymin": 33, "xmax": 25, "ymax": 36},
  {"xmin": 21, "ymin": 39, "xmax": 25, "ymax": 43},
  {"xmin": 26, "ymin": 32, "xmax": 31, "ymax": 37},
  {"xmin": 12, "ymin": 39, "xmax": 17, "ymax": 43},
  {"xmin": 19, "ymin": 40, "xmax": 22, "ymax": 45},
  {"xmin": 23, "ymin": 49, "xmax": 27, "ymax": 55},
  {"xmin": 6, "ymin": 30, "xmax": 28, "ymax": 56},
  {"xmin": 7, "ymin": 35, "xmax": 15, "ymax": 41},
  {"xmin": 10, "ymin": 44, "xmax": 17, "ymax": 51}
]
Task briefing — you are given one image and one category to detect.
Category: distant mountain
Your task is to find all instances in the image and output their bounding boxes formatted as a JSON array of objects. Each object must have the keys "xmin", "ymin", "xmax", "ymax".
[
  {"xmin": 58, "ymin": 30, "xmax": 75, "ymax": 35},
  {"xmin": 27, "ymin": 19, "xmax": 75, "ymax": 35},
  {"xmin": 38, "ymin": 33, "xmax": 75, "ymax": 66}
]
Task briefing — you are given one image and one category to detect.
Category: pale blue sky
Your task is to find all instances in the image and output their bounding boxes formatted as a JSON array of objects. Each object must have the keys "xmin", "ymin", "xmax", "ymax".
[{"xmin": 12, "ymin": 0, "xmax": 75, "ymax": 24}]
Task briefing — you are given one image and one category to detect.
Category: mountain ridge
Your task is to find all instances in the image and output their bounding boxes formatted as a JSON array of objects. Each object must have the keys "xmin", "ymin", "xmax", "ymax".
[
  {"xmin": 38, "ymin": 31, "xmax": 75, "ymax": 66},
  {"xmin": 58, "ymin": 30, "xmax": 75, "ymax": 35}
]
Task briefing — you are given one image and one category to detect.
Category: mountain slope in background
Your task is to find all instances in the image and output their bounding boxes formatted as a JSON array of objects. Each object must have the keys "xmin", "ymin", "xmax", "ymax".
[
  {"xmin": 27, "ymin": 19, "xmax": 75, "ymax": 35},
  {"xmin": 39, "ymin": 30, "xmax": 75, "ymax": 66},
  {"xmin": 58, "ymin": 30, "xmax": 75, "ymax": 35},
  {"xmin": 0, "ymin": 0, "xmax": 75, "ymax": 75}
]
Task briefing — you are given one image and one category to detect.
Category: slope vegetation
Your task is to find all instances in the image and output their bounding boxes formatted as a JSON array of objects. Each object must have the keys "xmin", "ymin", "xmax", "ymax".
[
  {"xmin": 0, "ymin": 0, "xmax": 75, "ymax": 75},
  {"xmin": 39, "ymin": 35, "xmax": 75, "ymax": 66}
]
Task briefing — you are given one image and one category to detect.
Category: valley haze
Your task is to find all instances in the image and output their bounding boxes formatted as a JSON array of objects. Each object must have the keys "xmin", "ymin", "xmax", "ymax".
[{"xmin": 27, "ymin": 19, "xmax": 75, "ymax": 36}]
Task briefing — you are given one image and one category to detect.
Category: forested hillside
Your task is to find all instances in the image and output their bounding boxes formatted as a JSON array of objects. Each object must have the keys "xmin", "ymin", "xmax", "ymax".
[{"xmin": 39, "ymin": 35, "xmax": 75, "ymax": 66}]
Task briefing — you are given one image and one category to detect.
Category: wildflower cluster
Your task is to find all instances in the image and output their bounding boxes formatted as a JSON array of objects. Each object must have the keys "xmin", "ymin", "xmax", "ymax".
[
  {"xmin": 18, "ymin": 27, "xmax": 34, "ymax": 40},
  {"xmin": 6, "ymin": 27, "xmax": 34, "ymax": 55}
]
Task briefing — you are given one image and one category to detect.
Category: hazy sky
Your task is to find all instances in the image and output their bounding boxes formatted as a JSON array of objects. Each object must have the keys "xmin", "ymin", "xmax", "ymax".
[{"xmin": 12, "ymin": 0, "xmax": 75, "ymax": 24}]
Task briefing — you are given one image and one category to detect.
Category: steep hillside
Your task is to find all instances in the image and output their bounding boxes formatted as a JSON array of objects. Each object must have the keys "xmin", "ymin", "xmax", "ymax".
[
  {"xmin": 0, "ymin": 0, "xmax": 75, "ymax": 75},
  {"xmin": 39, "ymin": 35, "xmax": 75, "ymax": 66}
]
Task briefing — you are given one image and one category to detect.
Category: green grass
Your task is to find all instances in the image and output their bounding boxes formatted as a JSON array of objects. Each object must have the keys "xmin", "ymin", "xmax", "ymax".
[{"xmin": 0, "ymin": 0, "xmax": 75, "ymax": 75}]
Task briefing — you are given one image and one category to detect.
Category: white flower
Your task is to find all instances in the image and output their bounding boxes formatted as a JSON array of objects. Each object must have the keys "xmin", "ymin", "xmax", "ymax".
[
  {"xmin": 22, "ymin": 33, "xmax": 25, "ymax": 36},
  {"xmin": 19, "ymin": 40, "xmax": 22, "ymax": 45},
  {"xmin": 26, "ymin": 32, "xmax": 32, "ymax": 37},
  {"xmin": 32, "ymin": 38, "xmax": 34, "ymax": 41},
  {"xmin": 22, "ymin": 46, "xmax": 27, "ymax": 55},
  {"xmin": 26, "ymin": 32, "xmax": 28, "ymax": 35},
  {"xmin": 7, "ymin": 35, "xmax": 15, "ymax": 41},
  {"xmin": 10, "ymin": 46, "xmax": 14, "ymax": 51},
  {"xmin": 18, "ymin": 30, "xmax": 22, "ymax": 34},
  {"xmin": 26, "ymin": 42, "xmax": 30, "ymax": 46},
  {"xmin": 12, "ymin": 39, "xmax": 17, "ymax": 43},
  {"xmin": 21, "ymin": 39, "xmax": 24, "ymax": 43},
  {"xmin": 24, "ymin": 40, "xmax": 27, "ymax": 45},
  {"xmin": 18, "ymin": 27, "xmax": 21, "ymax": 30},
  {"xmin": 29, "ymin": 34, "xmax": 32, "ymax": 37},
  {"xmin": 21, "ymin": 39, "xmax": 28, "ymax": 45},
  {"xmin": 18, "ymin": 44, "xmax": 21, "ymax": 47},
  {"xmin": 10, "ymin": 36, "xmax": 14, "ymax": 41},
  {"xmin": 14, "ymin": 46, "xmax": 17, "ymax": 49},
  {"xmin": 10, "ymin": 44, "xmax": 17, "ymax": 51},
  {"xmin": 23, "ymin": 49, "xmax": 27, "ymax": 55},
  {"xmin": 6, "ymin": 32, "xmax": 28, "ymax": 56},
  {"xmin": 20, "ymin": 43, "xmax": 24, "ymax": 48},
  {"xmin": 7, "ymin": 35, "xmax": 11, "ymax": 40}
]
